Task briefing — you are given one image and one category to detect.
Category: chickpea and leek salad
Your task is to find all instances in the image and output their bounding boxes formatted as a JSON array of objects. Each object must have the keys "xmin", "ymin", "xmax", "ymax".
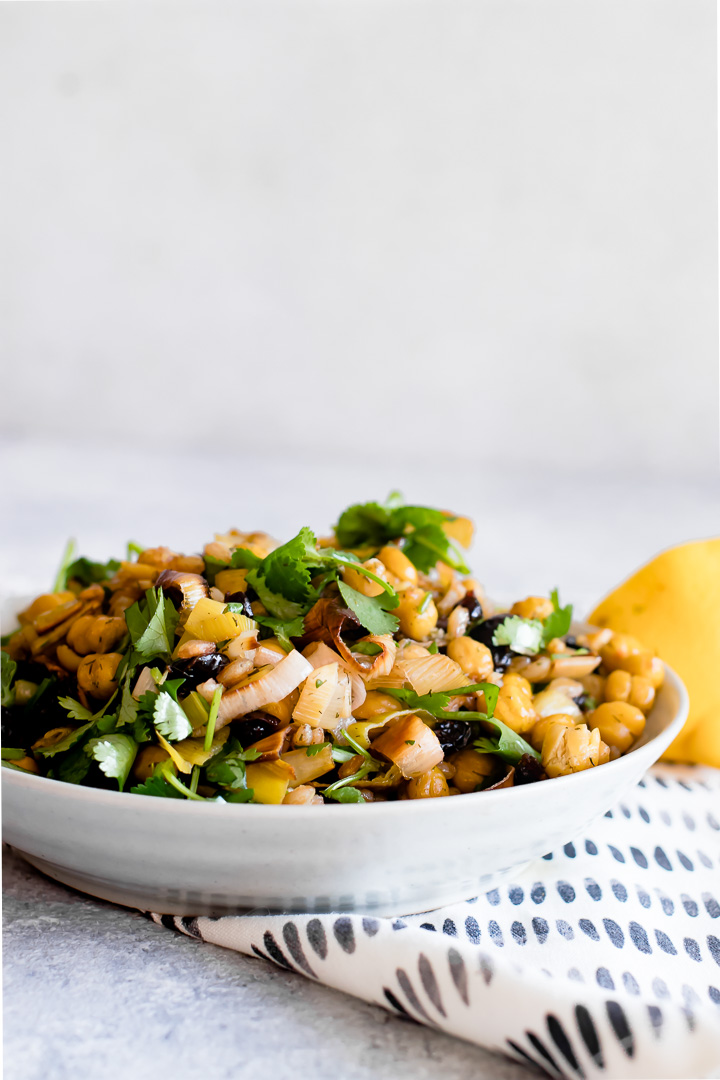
[{"xmin": 1, "ymin": 496, "xmax": 664, "ymax": 805}]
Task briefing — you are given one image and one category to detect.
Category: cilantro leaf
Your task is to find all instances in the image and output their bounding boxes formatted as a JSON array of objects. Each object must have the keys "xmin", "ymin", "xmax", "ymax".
[
  {"xmin": 492, "ymin": 616, "xmax": 543, "ymax": 656},
  {"xmin": 337, "ymin": 580, "xmax": 399, "ymax": 635},
  {"xmin": 255, "ymin": 614, "xmax": 306, "ymax": 651},
  {"xmin": 202, "ymin": 554, "xmax": 227, "ymax": 587},
  {"xmin": 542, "ymin": 588, "xmax": 574, "ymax": 645},
  {"xmin": 56, "ymin": 744, "xmax": 94, "ymax": 784},
  {"xmin": 1, "ymin": 747, "xmax": 26, "ymax": 760},
  {"xmin": 223, "ymin": 788, "xmax": 255, "ymax": 803},
  {"xmin": 334, "ymin": 498, "xmax": 402, "ymax": 549},
  {"xmin": 85, "ymin": 734, "xmax": 138, "ymax": 790},
  {"xmin": 402, "ymin": 523, "xmax": 470, "ymax": 575},
  {"xmin": 245, "ymin": 569, "xmax": 307, "ymax": 621},
  {"xmin": 33, "ymin": 720, "xmax": 95, "ymax": 757},
  {"xmin": 323, "ymin": 786, "xmax": 365, "ymax": 803},
  {"xmin": 152, "ymin": 692, "xmax": 193, "ymax": 742},
  {"xmin": 125, "ymin": 588, "xmax": 178, "ymax": 663},
  {"xmin": 65, "ymin": 556, "xmax": 121, "ymax": 587},
  {"xmin": 1, "ymin": 651, "xmax": 17, "ymax": 707},
  {"xmin": 230, "ymin": 547, "xmax": 263, "ymax": 570},
  {"xmin": 130, "ymin": 772, "xmax": 185, "ymax": 799},
  {"xmin": 306, "ymin": 742, "xmax": 330, "ymax": 757},
  {"xmin": 261, "ymin": 527, "xmax": 317, "ymax": 603},
  {"xmin": 384, "ymin": 682, "xmax": 500, "ymax": 717},
  {"xmin": 57, "ymin": 696, "xmax": 94, "ymax": 722}
]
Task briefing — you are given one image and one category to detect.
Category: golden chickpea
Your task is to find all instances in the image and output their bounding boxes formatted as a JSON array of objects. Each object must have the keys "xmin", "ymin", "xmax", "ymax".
[
  {"xmin": 18, "ymin": 592, "xmax": 75, "ymax": 627},
  {"xmin": 542, "ymin": 722, "xmax": 606, "ymax": 778},
  {"xmin": 406, "ymin": 767, "xmax": 450, "ymax": 799},
  {"xmin": 32, "ymin": 727, "xmax": 75, "ymax": 751},
  {"xmin": 77, "ymin": 652, "xmax": 123, "ymax": 700},
  {"xmin": 604, "ymin": 669, "xmax": 632, "ymax": 703},
  {"xmin": 579, "ymin": 673, "xmax": 605, "ymax": 702},
  {"xmin": 56, "ymin": 644, "xmax": 82, "ymax": 672},
  {"xmin": 378, "ymin": 545, "xmax": 417, "ymax": 586},
  {"xmin": 589, "ymin": 701, "xmax": 646, "ymax": 753},
  {"xmin": 628, "ymin": 676, "xmax": 655, "ymax": 713},
  {"xmin": 449, "ymin": 748, "xmax": 495, "ymax": 793},
  {"xmin": 510, "ymin": 596, "xmax": 554, "ymax": 621},
  {"xmin": 599, "ymin": 633, "xmax": 644, "ymax": 671},
  {"xmin": 619, "ymin": 653, "xmax": 664, "ymax": 689},
  {"xmin": 494, "ymin": 673, "xmax": 536, "ymax": 734},
  {"xmin": 393, "ymin": 587, "xmax": 438, "ymax": 639},
  {"xmin": 133, "ymin": 746, "xmax": 171, "ymax": 783},
  {"xmin": 446, "ymin": 637, "xmax": 494, "ymax": 681},
  {"xmin": 283, "ymin": 785, "xmax": 323, "ymax": 805},
  {"xmin": 13, "ymin": 756, "xmax": 39, "ymax": 774},
  {"xmin": 352, "ymin": 691, "xmax": 401, "ymax": 721},
  {"xmin": 341, "ymin": 558, "xmax": 387, "ymax": 598},
  {"xmin": 529, "ymin": 712, "xmax": 574, "ymax": 752},
  {"xmin": 442, "ymin": 516, "xmax": 474, "ymax": 548}
]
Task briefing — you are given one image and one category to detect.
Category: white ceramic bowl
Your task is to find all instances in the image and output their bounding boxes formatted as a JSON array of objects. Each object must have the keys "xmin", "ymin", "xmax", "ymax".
[{"xmin": 2, "ymin": 666, "xmax": 687, "ymax": 916}]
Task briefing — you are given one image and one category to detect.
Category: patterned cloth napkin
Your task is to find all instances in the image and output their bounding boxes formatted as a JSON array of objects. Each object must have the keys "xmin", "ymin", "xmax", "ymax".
[{"xmin": 150, "ymin": 764, "xmax": 720, "ymax": 1079}]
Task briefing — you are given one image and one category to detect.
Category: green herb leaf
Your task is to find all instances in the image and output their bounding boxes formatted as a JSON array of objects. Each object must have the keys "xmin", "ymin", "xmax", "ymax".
[
  {"xmin": 1, "ymin": 652, "xmax": 17, "ymax": 707},
  {"xmin": 125, "ymin": 588, "xmax": 179, "ymax": 663},
  {"xmin": 130, "ymin": 772, "xmax": 185, "ymax": 799},
  {"xmin": 323, "ymin": 785, "xmax": 366, "ymax": 803},
  {"xmin": 1, "ymin": 747, "xmax": 26, "ymax": 760},
  {"xmin": 337, "ymin": 580, "xmax": 399, "ymax": 635},
  {"xmin": 384, "ymin": 682, "xmax": 500, "ymax": 719},
  {"xmin": 245, "ymin": 569, "xmax": 307, "ymax": 622},
  {"xmin": 350, "ymin": 641, "xmax": 383, "ymax": 657},
  {"xmin": 255, "ymin": 613, "xmax": 305, "ymax": 650},
  {"xmin": 152, "ymin": 692, "xmax": 192, "ymax": 742},
  {"xmin": 202, "ymin": 554, "xmax": 228, "ymax": 587},
  {"xmin": 34, "ymin": 721, "xmax": 95, "ymax": 757},
  {"xmin": 542, "ymin": 588, "xmax": 573, "ymax": 644},
  {"xmin": 492, "ymin": 615, "xmax": 544, "ymax": 656},
  {"xmin": 402, "ymin": 524, "xmax": 470, "ymax": 575},
  {"xmin": 427, "ymin": 641, "xmax": 439, "ymax": 655},
  {"xmin": 85, "ymin": 734, "xmax": 138, "ymax": 790},
  {"xmin": 57, "ymin": 696, "xmax": 94, "ymax": 722},
  {"xmin": 64, "ymin": 556, "xmax": 121, "ymax": 587},
  {"xmin": 306, "ymin": 742, "xmax": 330, "ymax": 757},
  {"xmin": 56, "ymin": 743, "xmax": 94, "ymax": 784},
  {"xmin": 230, "ymin": 547, "xmax": 263, "ymax": 570}
]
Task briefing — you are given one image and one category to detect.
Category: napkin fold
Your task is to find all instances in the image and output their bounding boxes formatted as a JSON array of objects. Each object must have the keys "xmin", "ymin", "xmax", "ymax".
[{"xmin": 149, "ymin": 764, "xmax": 720, "ymax": 1079}]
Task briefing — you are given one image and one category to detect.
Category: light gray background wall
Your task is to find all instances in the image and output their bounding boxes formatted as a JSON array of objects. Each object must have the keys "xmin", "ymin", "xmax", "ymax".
[
  {"xmin": 1, "ymin": 0, "xmax": 717, "ymax": 478},
  {"xmin": 0, "ymin": 1, "xmax": 717, "ymax": 603}
]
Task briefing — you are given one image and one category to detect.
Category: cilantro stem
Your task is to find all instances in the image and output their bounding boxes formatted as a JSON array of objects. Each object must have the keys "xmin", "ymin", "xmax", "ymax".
[
  {"xmin": 331, "ymin": 554, "xmax": 397, "ymax": 599},
  {"xmin": 164, "ymin": 772, "xmax": 207, "ymax": 801},
  {"xmin": 189, "ymin": 765, "xmax": 200, "ymax": 794},
  {"xmin": 204, "ymin": 686, "xmax": 222, "ymax": 753},
  {"xmin": 52, "ymin": 537, "xmax": 77, "ymax": 593},
  {"xmin": 321, "ymin": 760, "xmax": 375, "ymax": 794}
]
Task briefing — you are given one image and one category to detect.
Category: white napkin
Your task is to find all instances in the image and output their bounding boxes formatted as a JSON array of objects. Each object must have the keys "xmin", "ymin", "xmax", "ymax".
[{"xmin": 150, "ymin": 764, "xmax": 720, "ymax": 1079}]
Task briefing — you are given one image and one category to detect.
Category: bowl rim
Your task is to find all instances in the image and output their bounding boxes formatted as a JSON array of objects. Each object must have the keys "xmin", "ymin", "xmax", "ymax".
[{"xmin": 2, "ymin": 664, "xmax": 689, "ymax": 818}]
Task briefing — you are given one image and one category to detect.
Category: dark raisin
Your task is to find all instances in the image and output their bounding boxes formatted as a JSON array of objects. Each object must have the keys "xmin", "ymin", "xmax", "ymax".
[
  {"xmin": 233, "ymin": 711, "xmax": 282, "ymax": 748},
  {"xmin": 460, "ymin": 591, "xmax": 483, "ymax": 623},
  {"xmin": 564, "ymin": 635, "xmax": 578, "ymax": 649},
  {"xmin": 514, "ymin": 754, "xmax": 545, "ymax": 785},
  {"xmin": 168, "ymin": 652, "xmax": 225, "ymax": 691},
  {"xmin": 434, "ymin": 720, "xmax": 472, "ymax": 755},
  {"xmin": 436, "ymin": 615, "xmax": 449, "ymax": 632},
  {"xmin": 226, "ymin": 592, "xmax": 255, "ymax": 618},
  {"xmin": 468, "ymin": 614, "xmax": 512, "ymax": 669},
  {"xmin": 575, "ymin": 693, "xmax": 595, "ymax": 713}
]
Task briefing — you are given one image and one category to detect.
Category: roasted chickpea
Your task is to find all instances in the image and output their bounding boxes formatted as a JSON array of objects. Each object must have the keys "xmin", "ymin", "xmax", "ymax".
[
  {"xmin": 442, "ymin": 516, "xmax": 474, "ymax": 548},
  {"xmin": 542, "ymin": 722, "xmax": 606, "ymax": 778},
  {"xmin": 283, "ymin": 785, "xmax": 323, "ymax": 805},
  {"xmin": 579, "ymin": 673, "xmax": 605, "ymax": 702},
  {"xmin": 529, "ymin": 712, "xmax": 574, "ymax": 752},
  {"xmin": 599, "ymin": 633, "xmax": 644, "ymax": 671},
  {"xmin": 619, "ymin": 653, "xmax": 664, "ymax": 689},
  {"xmin": 378, "ymin": 545, "xmax": 417, "ymax": 586},
  {"xmin": 510, "ymin": 596, "xmax": 554, "ymax": 621},
  {"xmin": 589, "ymin": 701, "xmax": 646, "ymax": 753},
  {"xmin": 393, "ymin": 587, "xmax": 438, "ymax": 639},
  {"xmin": 12, "ymin": 755, "xmax": 39, "ymax": 774},
  {"xmin": 351, "ymin": 690, "xmax": 400, "ymax": 721},
  {"xmin": 406, "ymin": 766, "xmax": 450, "ymax": 799},
  {"xmin": 628, "ymin": 676, "xmax": 655, "ymax": 713},
  {"xmin": 341, "ymin": 558, "xmax": 388, "ymax": 598},
  {"xmin": 449, "ymin": 748, "xmax": 495, "ymax": 793},
  {"xmin": 494, "ymin": 673, "xmax": 536, "ymax": 734},
  {"xmin": 76, "ymin": 652, "xmax": 122, "ymax": 700},
  {"xmin": 18, "ymin": 592, "xmax": 75, "ymax": 627},
  {"xmin": 67, "ymin": 614, "xmax": 127, "ymax": 656},
  {"xmin": 446, "ymin": 636, "xmax": 494, "ymax": 681},
  {"xmin": 133, "ymin": 746, "xmax": 171, "ymax": 783},
  {"xmin": 604, "ymin": 669, "xmax": 632, "ymax": 703},
  {"xmin": 56, "ymin": 643, "xmax": 82, "ymax": 672},
  {"xmin": 32, "ymin": 727, "xmax": 75, "ymax": 751}
]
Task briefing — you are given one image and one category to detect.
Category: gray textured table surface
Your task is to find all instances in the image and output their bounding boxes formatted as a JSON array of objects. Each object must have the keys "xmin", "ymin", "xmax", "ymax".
[{"xmin": 3, "ymin": 846, "xmax": 529, "ymax": 1080}]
